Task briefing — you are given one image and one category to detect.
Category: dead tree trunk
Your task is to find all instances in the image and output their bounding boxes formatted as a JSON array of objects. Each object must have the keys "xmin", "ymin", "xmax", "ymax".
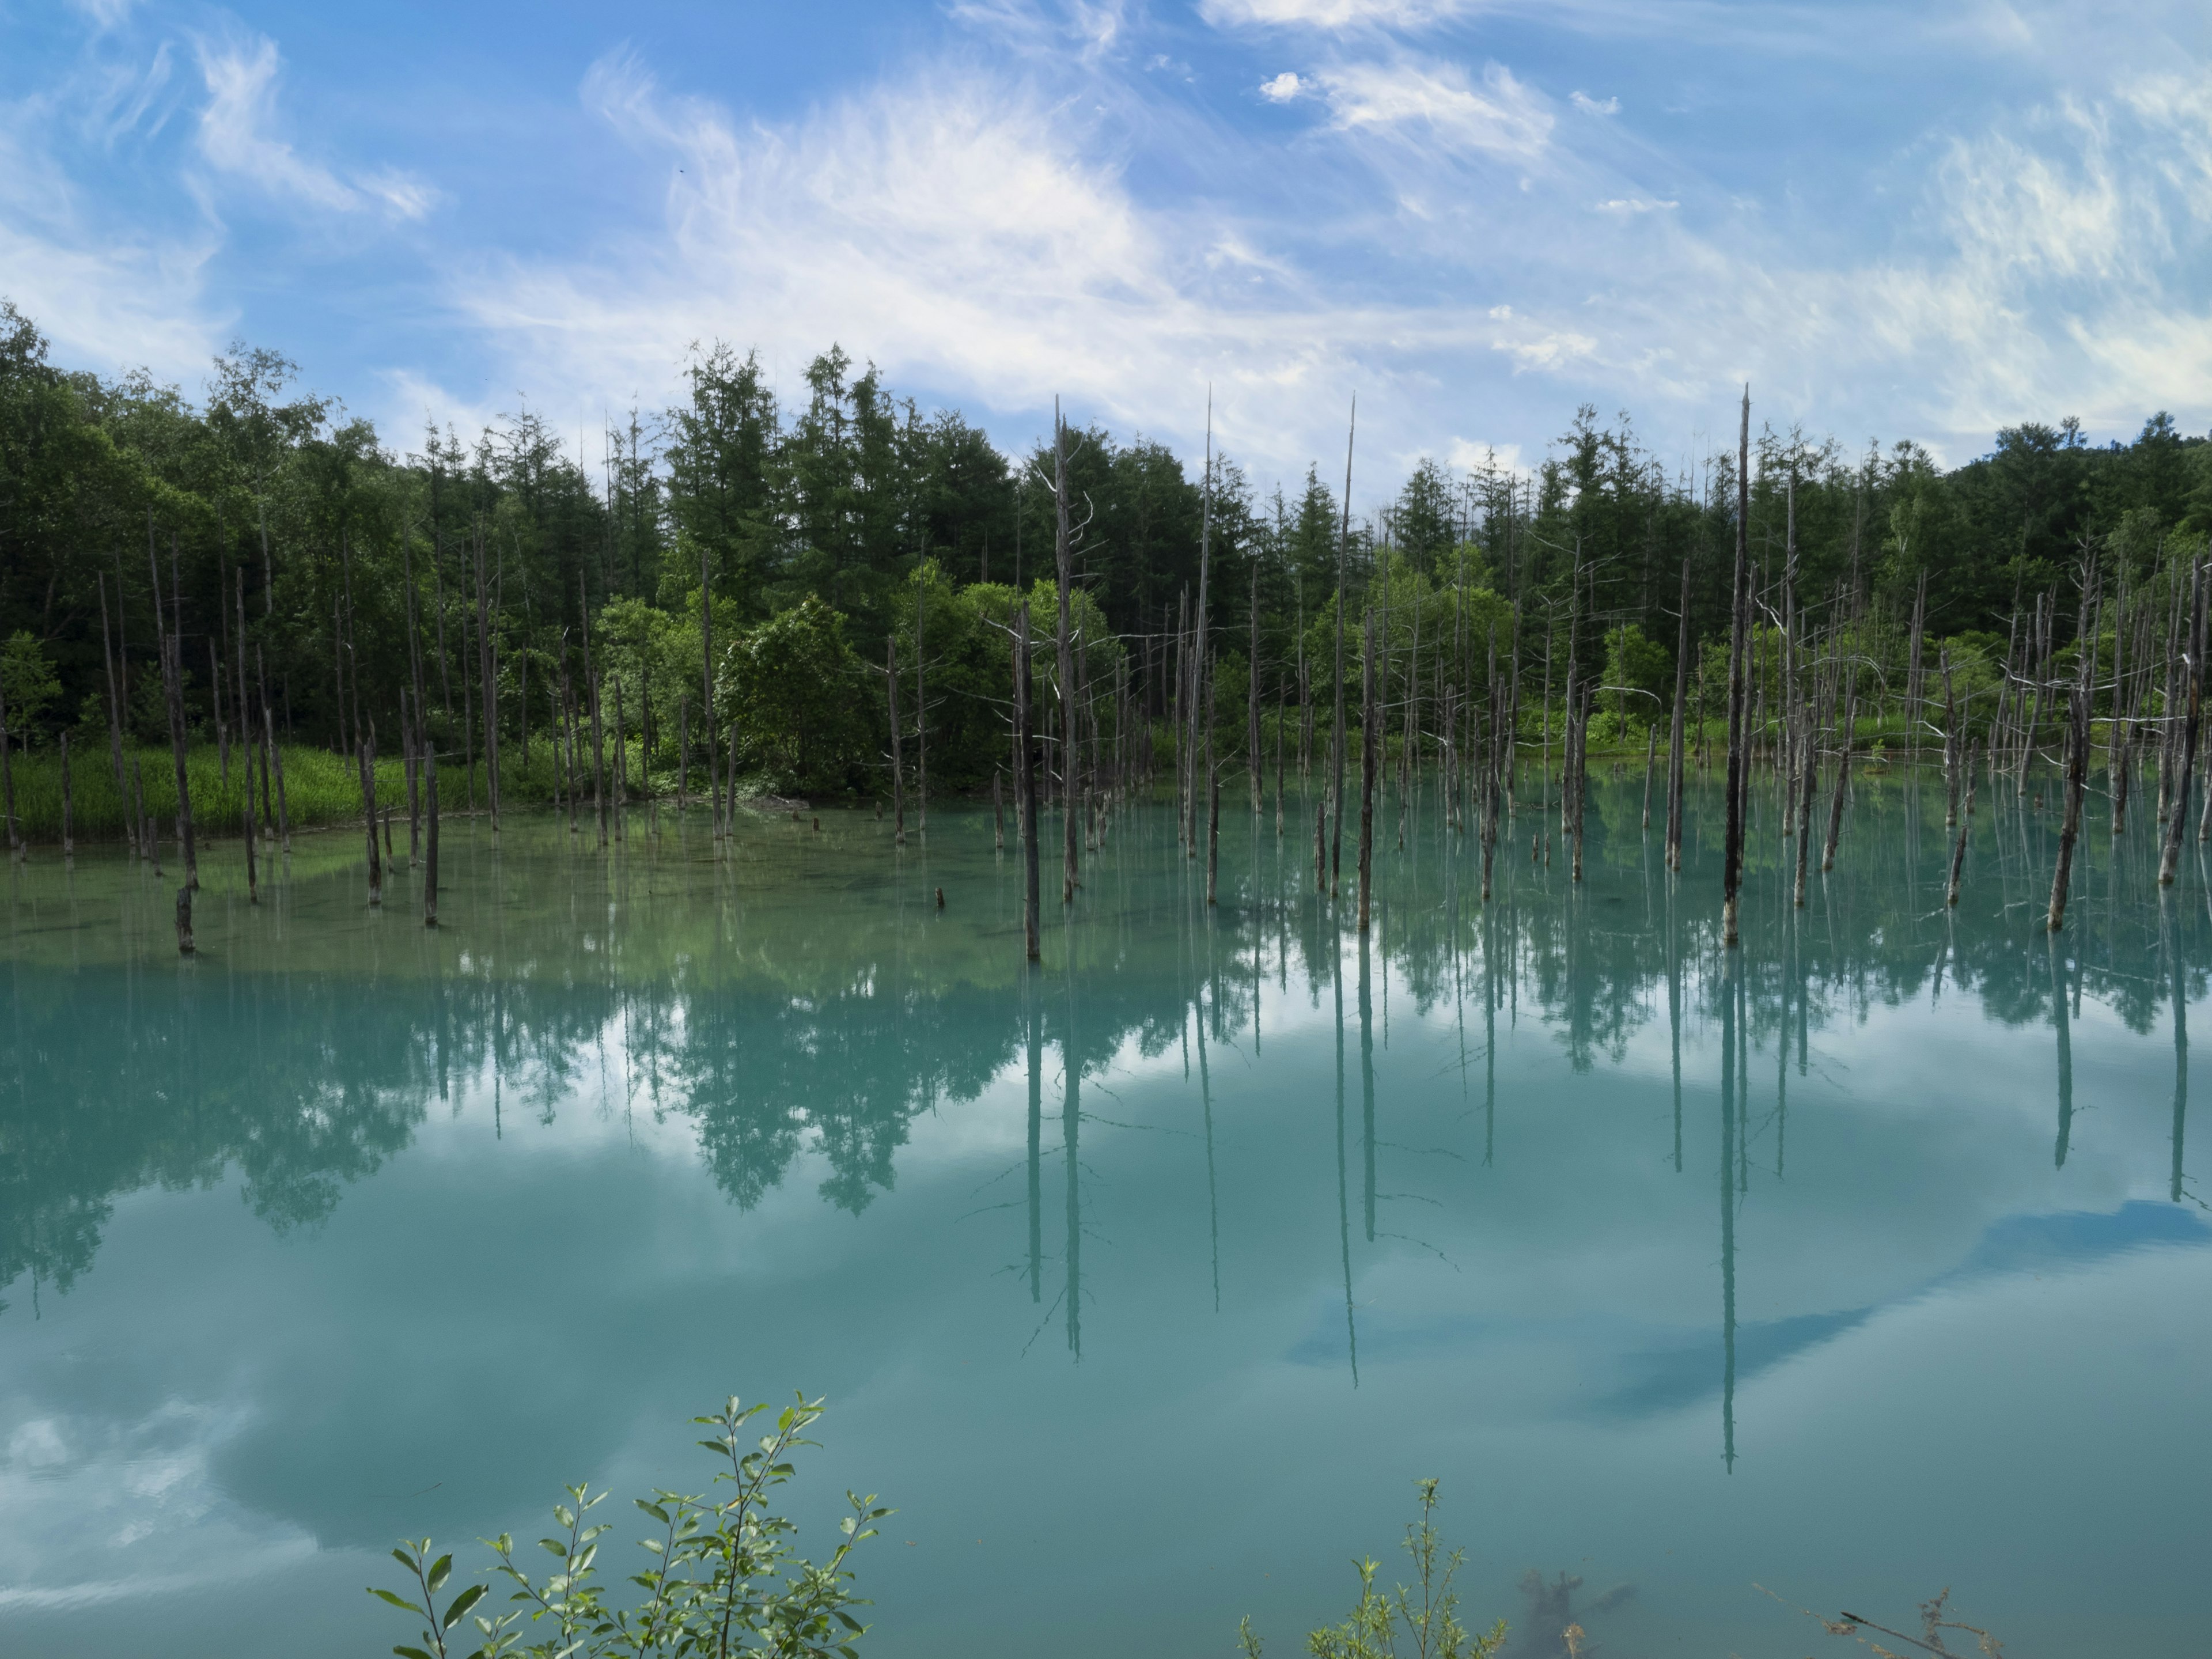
[
  {"xmin": 1052, "ymin": 403, "xmax": 1081, "ymax": 905},
  {"xmin": 2160, "ymin": 562, "xmax": 2203, "ymax": 886},
  {"xmin": 1722, "ymin": 389, "xmax": 1751, "ymax": 946},
  {"xmin": 1358, "ymin": 608, "xmax": 1377, "ymax": 931},
  {"xmin": 360, "ymin": 732, "xmax": 383, "ymax": 907},
  {"xmin": 1666, "ymin": 558, "xmax": 1689, "ymax": 870},
  {"xmin": 1016, "ymin": 600, "xmax": 1040, "ymax": 960},
  {"xmin": 153, "ymin": 531, "xmax": 198, "ymax": 885},
  {"xmin": 888, "ymin": 634, "xmax": 907, "ymax": 846}
]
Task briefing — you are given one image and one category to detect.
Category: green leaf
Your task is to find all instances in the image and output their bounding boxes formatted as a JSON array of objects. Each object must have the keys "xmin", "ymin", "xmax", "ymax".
[
  {"xmin": 427, "ymin": 1554, "xmax": 453, "ymax": 1594},
  {"xmin": 444, "ymin": 1583, "xmax": 488, "ymax": 1629},
  {"xmin": 369, "ymin": 1588, "xmax": 423, "ymax": 1614},
  {"xmin": 391, "ymin": 1548, "xmax": 422, "ymax": 1570},
  {"xmin": 393, "ymin": 1647, "xmax": 436, "ymax": 1659}
]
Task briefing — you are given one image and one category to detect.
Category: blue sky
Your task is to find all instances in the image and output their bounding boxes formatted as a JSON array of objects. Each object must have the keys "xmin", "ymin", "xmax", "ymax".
[{"xmin": 4, "ymin": 0, "xmax": 2209, "ymax": 499}]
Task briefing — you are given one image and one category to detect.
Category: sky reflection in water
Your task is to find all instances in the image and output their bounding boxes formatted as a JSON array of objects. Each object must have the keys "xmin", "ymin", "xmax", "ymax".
[{"xmin": 2, "ymin": 771, "xmax": 2207, "ymax": 1657}]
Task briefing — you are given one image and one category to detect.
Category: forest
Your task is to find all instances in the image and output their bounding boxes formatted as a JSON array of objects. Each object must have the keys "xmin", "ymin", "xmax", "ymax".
[{"xmin": 2, "ymin": 296, "xmax": 2210, "ymax": 838}]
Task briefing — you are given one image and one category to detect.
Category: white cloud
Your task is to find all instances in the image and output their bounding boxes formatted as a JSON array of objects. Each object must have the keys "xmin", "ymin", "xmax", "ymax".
[
  {"xmin": 0, "ymin": 102, "xmax": 223, "ymax": 381},
  {"xmin": 406, "ymin": 18, "xmax": 2212, "ymax": 494},
  {"xmin": 1445, "ymin": 437, "xmax": 1526, "ymax": 475},
  {"xmin": 67, "ymin": 0, "xmax": 138, "ymax": 31},
  {"xmin": 1259, "ymin": 71, "xmax": 1304, "ymax": 102},
  {"xmin": 1316, "ymin": 58, "xmax": 1552, "ymax": 160},
  {"xmin": 1201, "ymin": 0, "xmax": 1470, "ymax": 26},
  {"xmin": 192, "ymin": 31, "xmax": 435, "ymax": 219},
  {"xmin": 449, "ymin": 53, "xmax": 1379, "ymax": 468},
  {"xmin": 194, "ymin": 33, "xmax": 359, "ymax": 210},
  {"xmin": 1570, "ymin": 90, "xmax": 1620, "ymax": 116}
]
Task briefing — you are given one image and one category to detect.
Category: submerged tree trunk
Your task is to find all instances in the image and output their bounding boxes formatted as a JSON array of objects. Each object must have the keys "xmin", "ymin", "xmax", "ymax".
[
  {"xmin": 2048, "ymin": 688, "xmax": 2089, "ymax": 927},
  {"xmin": 1666, "ymin": 560, "xmax": 1688, "ymax": 868},
  {"xmin": 1722, "ymin": 388, "xmax": 1752, "ymax": 946},
  {"xmin": 1052, "ymin": 406, "xmax": 1081, "ymax": 904},
  {"xmin": 888, "ymin": 634, "xmax": 907, "ymax": 846},
  {"xmin": 266, "ymin": 705, "xmax": 289, "ymax": 853},
  {"xmin": 1016, "ymin": 600, "xmax": 1040, "ymax": 961},
  {"xmin": 1331, "ymin": 401, "xmax": 1355, "ymax": 895},
  {"xmin": 0, "ymin": 682, "xmax": 17, "ymax": 858},
  {"xmin": 1358, "ymin": 608, "xmax": 1377, "ymax": 931},
  {"xmin": 59, "ymin": 730, "xmax": 73, "ymax": 856},
  {"xmin": 99, "ymin": 575, "xmax": 128, "ymax": 842},
  {"xmin": 423, "ymin": 740, "xmax": 440, "ymax": 927},
  {"xmin": 589, "ymin": 670, "xmax": 608, "ymax": 850},
  {"xmin": 1948, "ymin": 740, "xmax": 1979, "ymax": 907},
  {"xmin": 1206, "ymin": 657, "xmax": 1221, "ymax": 907},
  {"xmin": 2160, "ymin": 562, "xmax": 2203, "ymax": 887},
  {"xmin": 360, "ymin": 734, "xmax": 383, "ymax": 906}
]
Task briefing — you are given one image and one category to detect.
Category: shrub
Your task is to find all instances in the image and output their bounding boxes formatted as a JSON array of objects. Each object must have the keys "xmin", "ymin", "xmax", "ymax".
[{"xmin": 373, "ymin": 1394, "xmax": 888, "ymax": 1659}]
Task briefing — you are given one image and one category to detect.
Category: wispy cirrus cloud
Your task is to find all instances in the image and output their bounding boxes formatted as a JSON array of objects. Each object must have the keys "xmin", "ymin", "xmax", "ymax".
[
  {"xmin": 191, "ymin": 29, "xmax": 435, "ymax": 219},
  {"xmin": 1315, "ymin": 56, "xmax": 1552, "ymax": 160},
  {"xmin": 1200, "ymin": 0, "xmax": 1473, "ymax": 28}
]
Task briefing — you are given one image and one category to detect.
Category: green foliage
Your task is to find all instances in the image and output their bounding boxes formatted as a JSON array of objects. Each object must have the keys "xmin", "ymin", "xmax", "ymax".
[
  {"xmin": 1600, "ymin": 622, "xmax": 1670, "ymax": 737},
  {"xmin": 373, "ymin": 1395, "xmax": 887, "ymax": 1659},
  {"xmin": 1241, "ymin": 1480, "xmax": 1505, "ymax": 1659},
  {"xmin": 0, "ymin": 631, "xmax": 60, "ymax": 741},
  {"xmin": 722, "ymin": 597, "xmax": 872, "ymax": 796}
]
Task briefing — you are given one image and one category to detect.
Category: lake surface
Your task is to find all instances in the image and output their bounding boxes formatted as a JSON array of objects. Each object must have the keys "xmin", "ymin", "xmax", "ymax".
[{"xmin": 2, "ymin": 769, "xmax": 2206, "ymax": 1657}]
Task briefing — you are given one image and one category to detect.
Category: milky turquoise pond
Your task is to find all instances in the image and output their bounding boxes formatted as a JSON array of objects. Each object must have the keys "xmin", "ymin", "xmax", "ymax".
[{"xmin": 2, "ymin": 772, "xmax": 2205, "ymax": 1656}]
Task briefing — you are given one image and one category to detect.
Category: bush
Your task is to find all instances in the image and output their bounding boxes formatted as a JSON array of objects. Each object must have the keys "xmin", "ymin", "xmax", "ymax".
[
  {"xmin": 1239, "ymin": 1479, "xmax": 1506, "ymax": 1659},
  {"xmin": 374, "ymin": 1394, "xmax": 888, "ymax": 1659}
]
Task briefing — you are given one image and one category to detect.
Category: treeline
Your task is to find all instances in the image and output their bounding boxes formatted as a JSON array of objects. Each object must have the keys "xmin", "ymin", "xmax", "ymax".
[{"xmin": 3, "ymin": 297, "xmax": 2210, "ymax": 824}]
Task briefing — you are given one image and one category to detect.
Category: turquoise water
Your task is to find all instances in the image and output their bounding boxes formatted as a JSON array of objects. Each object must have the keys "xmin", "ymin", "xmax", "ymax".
[{"xmin": 2, "ymin": 771, "xmax": 2206, "ymax": 1656}]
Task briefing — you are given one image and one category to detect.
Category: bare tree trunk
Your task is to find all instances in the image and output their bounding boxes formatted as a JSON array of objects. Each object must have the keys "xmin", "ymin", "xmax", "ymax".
[
  {"xmin": 1016, "ymin": 600, "xmax": 1040, "ymax": 960},
  {"xmin": 234, "ymin": 575, "xmax": 256, "ymax": 897},
  {"xmin": 0, "ymin": 681, "xmax": 16, "ymax": 858},
  {"xmin": 154, "ymin": 529, "xmax": 197, "ymax": 887},
  {"xmin": 175, "ymin": 882, "xmax": 194, "ymax": 955},
  {"xmin": 99, "ymin": 576, "xmax": 128, "ymax": 842},
  {"xmin": 423, "ymin": 733, "xmax": 440, "ymax": 927},
  {"xmin": 1358, "ymin": 608, "xmax": 1377, "ymax": 931},
  {"xmin": 2048, "ymin": 690, "xmax": 2088, "ymax": 929},
  {"xmin": 1248, "ymin": 561, "xmax": 1262, "ymax": 813},
  {"xmin": 1666, "ymin": 557, "xmax": 1689, "ymax": 870},
  {"xmin": 1206, "ymin": 657, "xmax": 1220, "ymax": 906},
  {"xmin": 612, "ymin": 675, "xmax": 627, "ymax": 842},
  {"xmin": 360, "ymin": 733, "xmax": 383, "ymax": 907},
  {"xmin": 1332, "ymin": 397, "xmax": 1355, "ymax": 895},
  {"xmin": 59, "ymin": 730, "xmax": 73, "ymax": 856},
  {"xmin": 1793, "ymin": 690, "xmax": 1816, "ymax": 907},
  {"xmin": 1275, "ymin": 673, "xmax": 1286, "ymax": 836},
  {"xmin": 1053, "ymin": 402, "xmax": 1080, "ymax": 904},
  {"xmin": 477, "ymin": 526, "xmax": 500, "ymax": 830},
  {"xmin": 888, "ymin": 634, "xmax": 906, "ymax": 846},
  {"xmin": 266, "ymin": 703, "xmax": 289, "ymax": 853},
  {"xmin": 589, "ymin": 669, "xmax": 608, "ymax": 850},
  {"xmin": 1722, "ymin": 388, "xmax": 1751, "ymax": 947},
  {"xmin": 2160, "ymin": 562, "xmax": 2203, "ymax": 885},
  {"xmin": 1642, "ymin": 724, "xmax": 1657, "ymax": 833},
  {"xmin": 133, "ymin": 756, "xmax": 154, "ymax": 870},
  {"xmin": 1947, "ymin": 740, "xmax": 1980, "ymax": 906}
]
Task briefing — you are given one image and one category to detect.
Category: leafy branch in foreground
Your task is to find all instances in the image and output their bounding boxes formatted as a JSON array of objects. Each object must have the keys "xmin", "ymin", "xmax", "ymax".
[
  {"xmin": 370, "ymin": 1393, "xmax": 889, "ymax": 1659},
  {"xmin": 1240, "ymin": 1478, "xmax": 1506, "ymax": 1659}
]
